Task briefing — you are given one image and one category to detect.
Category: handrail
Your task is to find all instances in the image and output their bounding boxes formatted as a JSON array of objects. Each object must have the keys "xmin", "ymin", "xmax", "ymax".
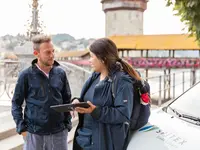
[{"xmin": 0, "ymin": 61, "xmax": 199, "ymax": 107}]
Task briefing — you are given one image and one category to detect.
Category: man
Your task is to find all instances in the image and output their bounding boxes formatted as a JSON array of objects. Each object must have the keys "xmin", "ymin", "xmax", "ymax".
[{"xmin": 11, "ymin": 34, "xmax": 72, "ymax": 150}]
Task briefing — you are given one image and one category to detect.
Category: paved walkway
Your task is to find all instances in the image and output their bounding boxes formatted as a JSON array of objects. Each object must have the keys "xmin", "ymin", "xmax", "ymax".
[
  {"xmin": 0, "ymin": 106, "xmax": 10, "ymax": 113},
  {"xmin": 0, "ymin": 101, "xmax": 169, "ymax": 150}
]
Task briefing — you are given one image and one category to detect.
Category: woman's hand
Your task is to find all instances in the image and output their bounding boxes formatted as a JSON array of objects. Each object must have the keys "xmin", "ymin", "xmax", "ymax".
[
  {"xmin": 70, "ymin": 99, "xmax": 80, "ymax": 118},
  {"xmin": 75, "ymin": 101, "xmax": 96, "ymax": 114}
]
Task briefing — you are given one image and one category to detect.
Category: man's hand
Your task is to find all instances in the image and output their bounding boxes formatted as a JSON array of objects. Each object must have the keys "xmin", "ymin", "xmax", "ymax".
[
  {"xmin": 75, "ymin": 101, "xmax": 96, "ymax": 114},
  {"xmin": 21, "ymin": 131, "xmax": 27, "ymax": 137},
  {"xmin": 72, "ymin": 99, "xmax": 80, "ymax": 104},
  {"xmin": 70, "ymin": 99, "xmax": 80, "ymax": 118}
]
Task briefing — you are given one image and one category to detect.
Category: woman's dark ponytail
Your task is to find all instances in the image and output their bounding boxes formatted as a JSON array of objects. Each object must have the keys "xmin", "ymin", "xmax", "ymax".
[{"xmin": 119, "ymin": 59, "xmax": 141, "ymax": 81}]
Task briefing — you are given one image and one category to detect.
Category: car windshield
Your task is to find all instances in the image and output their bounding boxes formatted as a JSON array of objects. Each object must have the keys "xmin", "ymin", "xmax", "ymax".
[{"xmin": 169, "ymin": 82, "xmax": 200, "ymax": 118}]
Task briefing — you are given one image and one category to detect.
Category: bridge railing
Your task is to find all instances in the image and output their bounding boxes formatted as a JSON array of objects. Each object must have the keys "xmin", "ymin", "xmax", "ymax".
[
  {"xmin": 59, "ymin": 61, "xmax": 91, "ymax": 97},
  {"xmin": 0, "ymin": 61, "xmax": 91, "ymax": 102},
  {"xmin": 0, "ymin": 61, "xmax": 200, "ymax": 107},
  {"xmin": 147, "ymin": 69, "xmax": 200, "ymax": 106},
  {"xmin": 0, "ymin": 61, "xmax": 21, "ymax": 101}
]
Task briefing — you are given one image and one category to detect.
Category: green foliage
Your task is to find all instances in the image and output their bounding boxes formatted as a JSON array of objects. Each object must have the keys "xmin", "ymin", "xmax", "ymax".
[{"xmin": 166, "ymin": 0, "xmax": 200, "ymax": 45}]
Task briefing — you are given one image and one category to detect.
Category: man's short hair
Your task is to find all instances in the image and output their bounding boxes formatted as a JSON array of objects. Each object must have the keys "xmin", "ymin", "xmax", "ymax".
[{"xmin": 32, "ymin": 34, "xmax": 51, "ymax": 51}]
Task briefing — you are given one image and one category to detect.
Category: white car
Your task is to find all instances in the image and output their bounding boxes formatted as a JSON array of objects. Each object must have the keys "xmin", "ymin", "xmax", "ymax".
[{"xmin": 127, "ymin": 82, "xmax": 200, "ymax": 150}]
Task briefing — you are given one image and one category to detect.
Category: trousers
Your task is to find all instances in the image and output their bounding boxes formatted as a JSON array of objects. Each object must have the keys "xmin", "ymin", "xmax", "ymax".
[{"xmin": 23, "ymin": 129, "xmax": 68, "ymax": 150}]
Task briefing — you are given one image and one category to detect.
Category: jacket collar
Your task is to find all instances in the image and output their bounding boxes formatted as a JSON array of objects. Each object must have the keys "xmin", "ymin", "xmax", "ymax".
[{"xmin": 31, "ymin": 59, "xmax": 60, "ymax": 67}]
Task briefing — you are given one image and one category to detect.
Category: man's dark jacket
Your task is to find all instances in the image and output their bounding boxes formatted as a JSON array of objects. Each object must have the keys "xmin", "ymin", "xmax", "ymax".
[{"xmin": 11, "ymin": 59, "xmax": 72, "ymax": 135}]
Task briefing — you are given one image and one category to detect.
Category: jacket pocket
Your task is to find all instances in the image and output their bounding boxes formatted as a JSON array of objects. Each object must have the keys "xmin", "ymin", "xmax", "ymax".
[
  {"xmin": 29, "ymin": 76, "xmax": 46, "ymax": 99},
  {"xmin": 76, "ymin": 128, "xmax": 92, "ymax": 149},
  {"xmin": 50, "ymin": 75, "xmax": 63, "ymax": 91}
]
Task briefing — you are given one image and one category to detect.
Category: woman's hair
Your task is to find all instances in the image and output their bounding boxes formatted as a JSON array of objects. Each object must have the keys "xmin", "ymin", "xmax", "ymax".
[{"xmin": 89, "ymin": 38, "xmax": 141, "ymax": 80}]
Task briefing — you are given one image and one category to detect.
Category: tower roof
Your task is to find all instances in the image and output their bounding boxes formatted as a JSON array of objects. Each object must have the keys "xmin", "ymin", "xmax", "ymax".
[
  {"xmin": 101, "ymin": 0, "xmax": 148, "ymax": 3},
  {"xmin": 102, "ymin": 0, "xmax": 148, "ymax": 12}
]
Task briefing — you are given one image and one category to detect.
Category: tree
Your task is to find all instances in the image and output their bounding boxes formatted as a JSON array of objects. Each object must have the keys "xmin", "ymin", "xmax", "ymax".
[{"xmin": 166, "ymin": 0, "xmax": 200, "ymax": 44}]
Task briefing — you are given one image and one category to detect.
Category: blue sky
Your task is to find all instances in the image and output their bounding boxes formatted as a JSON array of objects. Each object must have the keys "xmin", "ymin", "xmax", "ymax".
[{"xmin": 0, "ymin": 0, "xmax": 187, "ymax": 39}]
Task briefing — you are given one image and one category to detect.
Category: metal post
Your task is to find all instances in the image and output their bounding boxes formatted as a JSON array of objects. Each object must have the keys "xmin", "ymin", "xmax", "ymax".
[
  {"xmin": 127, "ymin": 51, "xmax": 129, "ymax": 58},
  {"xmin": 146, "ymin": 50, "xmax": 149, "ymax": 82},
  {"xmin": 199, "ymin": 50, "xmax": 200, "ymax": 58},
  {"xmin": 189, "ymin": 69, "xmax": 196, "ymax": 87},
  {"xmin": 173, "ymin": 73, "xmax": 175, "ymax": 99},
  {"xmin": 168, "ymin": 69, "xmax": 171, "ymax": 99},
  {"xmin": 182, "ymin": 72, "xmax": 185, "ymax": 93},
  {"xmin": 146, "ymin": 50, "xmax": 148, "ymax": 58},
  {"xmin": 190, "ymin": 70, "xmax": 192, "ymax": 87},
  {"xmin": 146, "ymin": 69, "xmax": 148, "ymax": 82},
  {"xmin": 168, "ymin": 50, "xmax": 171, "ymax": 100},
  {"xmin": 158, "ymin": 76, "xmax": 162, "ymax": 106},
  {"xmin": 163, "ymin": 69, "xmax": 166, "ymax": 100},
  {"xmin": 192, "ymin": 69, "xmax": 196, "ymax": 85},
  {"xmin": 122, "ymin": 51, "xmax": 124, "ymax": 58},
  {"xmin": 172, "ymin": 50, "xmax": 175, "ymax": 58},
  {"xmin": 169, "ymin": 50, "xmax": 171, "ymax": 57},
  {"xmin": 141, "ymin": 50, "xmax": 143, "ymax": 57}
]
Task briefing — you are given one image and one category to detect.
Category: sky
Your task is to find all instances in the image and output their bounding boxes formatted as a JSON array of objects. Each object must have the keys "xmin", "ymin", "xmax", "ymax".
[{"xmin": 0, "ymin": 0, "xmax": 187, "ymax": 39}]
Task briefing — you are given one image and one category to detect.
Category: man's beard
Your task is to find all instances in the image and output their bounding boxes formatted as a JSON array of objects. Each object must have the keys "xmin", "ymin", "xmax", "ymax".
[{"xmin": 41, "ymin": 59, "xmax": 54, "ymax": 67}]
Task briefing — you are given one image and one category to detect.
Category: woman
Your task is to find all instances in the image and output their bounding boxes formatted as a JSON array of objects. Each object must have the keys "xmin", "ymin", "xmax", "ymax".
[{"xmin": 72, "ymin": 38, "xmax": 142, "ymax": 150}]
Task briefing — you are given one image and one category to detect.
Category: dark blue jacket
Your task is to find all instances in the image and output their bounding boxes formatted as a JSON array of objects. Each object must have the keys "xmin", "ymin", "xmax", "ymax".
[
  {"xmin": 11, "ymin": 59, "xmax": 72, "ymax": 135},
  {"xmin": 73, "ymin": 71, "xmax": 134, "ymax": 150}
]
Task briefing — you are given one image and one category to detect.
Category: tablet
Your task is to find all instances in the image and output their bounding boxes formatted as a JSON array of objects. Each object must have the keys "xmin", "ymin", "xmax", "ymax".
[{"xmin": 50, "ymin": 102, "xmax": 90, "ymax": 112}]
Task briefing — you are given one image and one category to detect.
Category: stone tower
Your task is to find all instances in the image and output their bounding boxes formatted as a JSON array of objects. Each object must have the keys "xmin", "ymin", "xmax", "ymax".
[{"xmin": 101, "ymin": 0, "xmax": 148, "ymax": 37}]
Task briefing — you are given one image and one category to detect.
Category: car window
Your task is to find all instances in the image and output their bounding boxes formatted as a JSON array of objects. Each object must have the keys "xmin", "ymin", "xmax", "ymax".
[{"xmin": 169, "ymin": 82, "xmax": 200, "ymax": 118}]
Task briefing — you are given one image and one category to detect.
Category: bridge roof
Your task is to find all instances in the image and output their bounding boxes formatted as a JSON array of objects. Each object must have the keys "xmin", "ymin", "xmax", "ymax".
[
  {"xmin": 0, "ymin": 51, "xmax": 18, "ymax": 60},
  {"xmin": 109, "ymin": 34, "xmax": 200, "ymax": 50},
  {"xmin": 55, "ymin": 34, "xmax": 200, "ymax": 58}
]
